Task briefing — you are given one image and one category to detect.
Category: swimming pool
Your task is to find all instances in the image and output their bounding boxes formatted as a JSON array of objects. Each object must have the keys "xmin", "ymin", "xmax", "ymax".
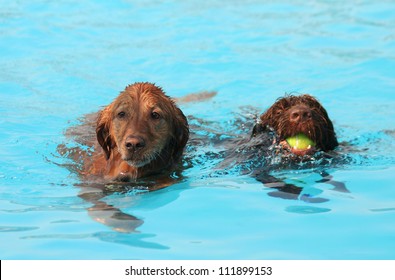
[{"xmin": 1, "ymin": 1, "xmax": 395, "ymax": 260}]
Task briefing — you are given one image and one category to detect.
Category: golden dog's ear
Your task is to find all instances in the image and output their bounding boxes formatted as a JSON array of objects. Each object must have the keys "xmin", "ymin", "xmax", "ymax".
[
  {"xmin": 171, "ymin": 107, "xmax": 189, "ymax": 161},
  {"xmin": 96, "ymin": 106, "xmax": 114, "ymax": 160}
]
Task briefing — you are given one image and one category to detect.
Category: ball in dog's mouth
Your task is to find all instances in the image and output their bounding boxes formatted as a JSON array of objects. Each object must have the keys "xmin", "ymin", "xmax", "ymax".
[{"xmin": 285, "ymin": 133, "xmax": 316, "ymax": 156}]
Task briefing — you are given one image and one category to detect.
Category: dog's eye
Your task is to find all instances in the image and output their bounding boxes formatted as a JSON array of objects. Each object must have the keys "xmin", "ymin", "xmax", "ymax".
[
  {"xmin": 275, "ymin": 109, "xmax": 282, "ymax": 115},
  {"xmin": 117, "ymin": 111, "xmax": 126, "ymax": 118},
  {"xmin": 151, "ymin": 111, "xmax": 161, "ymax": 120}
]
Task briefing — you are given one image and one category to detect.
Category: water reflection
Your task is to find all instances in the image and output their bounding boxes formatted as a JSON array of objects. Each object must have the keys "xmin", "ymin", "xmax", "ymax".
[
  {"xmin": 21, "ymin": 231, "xmax": 169, "ymax": 250},
  {"xmin": 79, "ymin": 186, "xmax": 144, "ymax": 233},
  {"xmin": 254, "ymin": 169, "xmax": 349, "ymax": 203},
  {"xmin": 75, "ymin": 175, "xmax": 183, "ymax": 234}
]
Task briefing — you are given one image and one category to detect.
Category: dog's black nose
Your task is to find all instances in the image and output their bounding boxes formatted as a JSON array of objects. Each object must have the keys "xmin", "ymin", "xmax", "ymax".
[
  {"xmin": 289, "ymin": 105, "xmax": 312, "ymax": 123},
  {"xmin": 125, "ymin": 136, "xmax": 146, "ymax": 151}
]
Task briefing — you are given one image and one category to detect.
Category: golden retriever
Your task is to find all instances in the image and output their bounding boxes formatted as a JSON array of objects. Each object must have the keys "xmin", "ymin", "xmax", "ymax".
[{"xmin": 83, "ymin": 82, "xmax": 189, "ymax": 182}]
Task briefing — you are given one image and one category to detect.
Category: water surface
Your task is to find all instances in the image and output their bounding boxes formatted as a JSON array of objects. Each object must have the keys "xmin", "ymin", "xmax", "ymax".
[{"xmin": 1, "ymin": 1, "xmax": 395, "ymax": 259}]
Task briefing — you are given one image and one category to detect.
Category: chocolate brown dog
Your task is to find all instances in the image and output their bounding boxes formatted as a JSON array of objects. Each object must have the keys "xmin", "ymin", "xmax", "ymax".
[
  {"xmin": 250, "ymin": 94, "xmax": 346, "ymax": 201},
  {"xmin": 251, "ymin": 94, "xmax": 338, "ymax": 156}
]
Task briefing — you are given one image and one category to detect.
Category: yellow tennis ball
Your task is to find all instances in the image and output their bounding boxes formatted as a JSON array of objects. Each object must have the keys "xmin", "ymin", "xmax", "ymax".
[{"xmin": 286, "ymin": 133, "xmax": 315, "ymax": 150}]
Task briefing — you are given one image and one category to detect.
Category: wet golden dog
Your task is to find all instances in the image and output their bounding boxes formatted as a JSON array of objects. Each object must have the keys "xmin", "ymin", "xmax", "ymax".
[{"xmin": 84, "ymin": 82, "xmax": 189, "ymax": 182}]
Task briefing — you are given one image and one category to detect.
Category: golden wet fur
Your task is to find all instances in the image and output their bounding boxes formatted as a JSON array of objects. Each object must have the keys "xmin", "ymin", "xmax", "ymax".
[{"xmin": 83, "ymin": 82, "xmax": 189, "ymax": 182}]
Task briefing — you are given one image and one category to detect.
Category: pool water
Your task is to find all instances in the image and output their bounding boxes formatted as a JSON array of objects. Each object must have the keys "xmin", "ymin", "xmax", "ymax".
[{"xmin": 1, "ymin": 1, "xmax": 395, "ymax": 260}]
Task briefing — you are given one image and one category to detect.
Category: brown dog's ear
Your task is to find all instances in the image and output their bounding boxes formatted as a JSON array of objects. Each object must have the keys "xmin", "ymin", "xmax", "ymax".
[
  {"xmin": 303, "ymin": 95, "xmax": 339, "ymax": 151},
  {"xmin": 96, "ymin": 106, "xmax": 114, "ymax": 160},
  {"xmin": 320, "ymin": 113, "xmax": 339, "ymax": 151}
]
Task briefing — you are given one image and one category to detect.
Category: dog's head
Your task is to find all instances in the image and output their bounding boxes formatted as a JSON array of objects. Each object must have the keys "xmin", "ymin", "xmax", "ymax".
[
  {"xmin": 96, "ymin": 82, "xmax": 189, "ymax": 168},
  {"xmin": 252, "ymin": 94, "xmax": 338, "ymax": 155}
]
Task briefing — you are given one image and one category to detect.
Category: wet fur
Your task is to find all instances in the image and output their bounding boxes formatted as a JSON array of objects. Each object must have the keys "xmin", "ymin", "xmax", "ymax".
[
  {"xmin": 252, "ymin": 94, "xmax": 338, "ymax": 153},
  {"xmin": 249, "ymin": 94, "xmax": 346, "ymax": 201},
  {"xmin": 84, "ymin": 82, "xmax": 189, "ymax": 182}
]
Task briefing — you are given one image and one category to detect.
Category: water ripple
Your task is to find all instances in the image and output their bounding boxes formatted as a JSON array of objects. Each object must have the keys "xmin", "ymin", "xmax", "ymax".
[
  {"xmin": 285, "ymin": 206, "xmax": 331, "ymax": 214},
  {"xmin": 0, "ymin": 226, "xmax": 39, "ymax": 232}
]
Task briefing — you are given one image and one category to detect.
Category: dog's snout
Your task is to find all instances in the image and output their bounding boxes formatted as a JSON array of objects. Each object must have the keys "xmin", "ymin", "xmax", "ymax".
[
  {"xmin": 125, "ymin": 136, "xmax": 146, "ymax": 151},
  {"xmin": 289, "ymin": 105, "xmax": 311, "ymax": 123}
]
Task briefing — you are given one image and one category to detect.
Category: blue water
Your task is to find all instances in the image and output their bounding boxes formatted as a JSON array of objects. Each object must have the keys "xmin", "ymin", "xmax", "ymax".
[{"xmin": 1, "ymin": 1, "xmax": 395, "ymax": 259}]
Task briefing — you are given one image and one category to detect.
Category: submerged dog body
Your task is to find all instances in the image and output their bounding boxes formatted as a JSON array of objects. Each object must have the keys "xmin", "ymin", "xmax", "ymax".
[{"xmin": 84, "ymin": 82, "xmax": 189, "ymax": 182}]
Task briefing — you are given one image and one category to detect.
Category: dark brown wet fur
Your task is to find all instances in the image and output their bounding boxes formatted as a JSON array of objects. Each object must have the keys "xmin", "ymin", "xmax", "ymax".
[
  {"xmin": 248, "ymin": 95, "xmax": 347, "ymax": 202},
  {"xmin": 252, "ymin": 94, "xmax": 338, "ymax": 154}
]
